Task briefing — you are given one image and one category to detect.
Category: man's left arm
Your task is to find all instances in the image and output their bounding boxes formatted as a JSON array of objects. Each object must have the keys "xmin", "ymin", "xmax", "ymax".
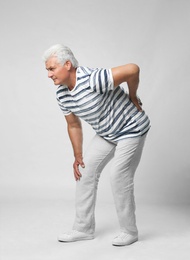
[{"xmin": 111, "ymin": 64, "xmax": 142, "ymax": 111}]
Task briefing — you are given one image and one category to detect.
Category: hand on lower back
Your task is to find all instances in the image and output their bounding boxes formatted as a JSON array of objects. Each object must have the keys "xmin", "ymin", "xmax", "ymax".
[{"xmin": 129, "ymin": 95, "xmax": 143, "ymax": 111}]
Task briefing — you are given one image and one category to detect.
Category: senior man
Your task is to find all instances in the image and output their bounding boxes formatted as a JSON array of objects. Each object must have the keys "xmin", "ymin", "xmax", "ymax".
[{"xmin": 43, "ymin": 44, "xmax": 150, "ymax": 246}]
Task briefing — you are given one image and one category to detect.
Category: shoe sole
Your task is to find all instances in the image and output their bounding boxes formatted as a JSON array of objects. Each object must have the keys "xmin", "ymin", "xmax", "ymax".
[
  {"xmin": 112, "ymin": 237, "xmax": 138, "ymax": 246},
  {"xmin": 58, "ymin": 236, "xmax": 94, "ymax": 242}
]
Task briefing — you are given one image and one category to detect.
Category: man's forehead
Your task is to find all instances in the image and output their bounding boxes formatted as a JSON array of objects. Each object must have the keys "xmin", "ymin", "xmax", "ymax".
[{"xmin": 45, "ymin": 56, "xmax": 59, "ymax": 67}]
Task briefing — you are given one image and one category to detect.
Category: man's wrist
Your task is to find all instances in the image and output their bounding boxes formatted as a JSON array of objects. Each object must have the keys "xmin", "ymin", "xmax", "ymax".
[
  {"xmin": 74, "ymin": 153, "xmax": 83, "ymax": 159},
  {"xmin": 129, "ymin": 94, "xmax": 137, "ymax": 99}
]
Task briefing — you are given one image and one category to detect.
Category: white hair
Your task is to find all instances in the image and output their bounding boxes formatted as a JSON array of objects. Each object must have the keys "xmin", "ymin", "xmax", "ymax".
[{"xmin": 43, "ymin": 44, "xmax": 79, "ymax": 68}]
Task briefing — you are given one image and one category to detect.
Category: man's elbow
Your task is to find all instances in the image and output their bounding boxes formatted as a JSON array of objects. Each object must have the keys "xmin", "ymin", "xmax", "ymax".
[
  {"xmin": 127, "ymin": 63, "xmax": 140, "ymax": 77},
  {"xmin": 68, "ymin": 121, "xmax": 82, "ymax": 130}
]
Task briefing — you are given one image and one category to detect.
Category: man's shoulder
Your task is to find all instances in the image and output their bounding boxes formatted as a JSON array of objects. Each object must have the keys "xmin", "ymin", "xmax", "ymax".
[{"xmin": 77, "ymin": 66, "xmax": 95, "ymax": 77}]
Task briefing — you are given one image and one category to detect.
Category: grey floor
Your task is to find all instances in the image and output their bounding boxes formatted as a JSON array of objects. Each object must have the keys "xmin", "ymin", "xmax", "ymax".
[{"xmin": 1, "ymin": 199, "xmax": 190, "ymax": 260}]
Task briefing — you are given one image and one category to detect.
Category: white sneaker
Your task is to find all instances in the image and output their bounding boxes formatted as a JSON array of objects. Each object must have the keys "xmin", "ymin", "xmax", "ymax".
[
  {"xmin": 112, "ymin": 232, "xmax": 138, "ymax": 246},
  {"xmin": 58, "ymin": 230, "xmax": 94, "ymax": 242}
]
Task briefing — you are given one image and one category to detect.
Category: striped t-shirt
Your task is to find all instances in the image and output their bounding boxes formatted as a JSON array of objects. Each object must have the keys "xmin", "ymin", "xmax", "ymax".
[{"xmin": 56, "ymin": 66, "xmax": 150, "ymax": 142}]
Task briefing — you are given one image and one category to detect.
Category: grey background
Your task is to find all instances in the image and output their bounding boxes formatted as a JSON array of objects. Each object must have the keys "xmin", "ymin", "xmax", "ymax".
[
  {"xmin": 1, "ymin": 0, "xmax": 190, "ymax": 205},
  {"xmin": 1, "ymin": 1, "xmax": 190, "ymax": 259}
]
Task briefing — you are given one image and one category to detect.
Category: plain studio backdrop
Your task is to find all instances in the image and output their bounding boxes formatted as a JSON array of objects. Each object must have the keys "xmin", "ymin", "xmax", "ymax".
[{"xmin": 0, "ymin": 0, "xmax": 190, "ymax": 260}]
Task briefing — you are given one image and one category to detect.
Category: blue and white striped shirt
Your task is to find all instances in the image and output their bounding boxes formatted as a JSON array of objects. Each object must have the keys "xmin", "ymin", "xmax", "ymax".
[{"xmin": 56, "ymin": 66, "xmax": 150, "ymax": 142}]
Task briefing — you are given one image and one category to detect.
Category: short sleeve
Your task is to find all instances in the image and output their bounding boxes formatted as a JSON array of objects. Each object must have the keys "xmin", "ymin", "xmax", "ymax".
[
  {"xmin": 89, "ymin": 68, "xmax": 114, "ymax": 94},
  {"xmin": 56, "ymin": 95, "xmax": 72, "ymax": 116}
]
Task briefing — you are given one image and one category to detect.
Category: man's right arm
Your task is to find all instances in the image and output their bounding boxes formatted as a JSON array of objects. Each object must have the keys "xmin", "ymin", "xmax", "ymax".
[{"xmin": 65, "ymin": 113, "xmax": 85, "ymax": 181}]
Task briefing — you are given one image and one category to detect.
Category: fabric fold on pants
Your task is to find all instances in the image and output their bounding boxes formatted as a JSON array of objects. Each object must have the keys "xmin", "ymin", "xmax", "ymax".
[{"xmin": 73, "ymin": 133, "xmax": 147, "ymax": 235}]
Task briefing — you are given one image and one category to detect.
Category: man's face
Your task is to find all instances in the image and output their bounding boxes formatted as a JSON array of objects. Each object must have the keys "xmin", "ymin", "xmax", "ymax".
[{"xmin": 45, "ymin": 56, "xmax": 70, "ymax": 86}]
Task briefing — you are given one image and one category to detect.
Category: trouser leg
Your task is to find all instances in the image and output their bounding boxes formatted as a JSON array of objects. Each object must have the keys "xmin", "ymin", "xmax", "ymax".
[
  {"xmin": 110, "ymin": 134, "xmax": 147, "ymax": 235},
  {"xmin": 73, "ymin": 134, "xmax": 116, "ymax": 234}
]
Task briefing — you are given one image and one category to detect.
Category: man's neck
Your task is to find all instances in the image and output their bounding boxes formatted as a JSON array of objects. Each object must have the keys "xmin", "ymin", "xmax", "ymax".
[{"xmin": 67, "ymin": 67, "xmax": 77, "ymax": 91}]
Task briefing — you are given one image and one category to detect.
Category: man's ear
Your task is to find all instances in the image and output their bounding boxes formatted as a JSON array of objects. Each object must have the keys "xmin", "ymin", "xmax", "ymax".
[{"xmin": 64, "ymin": 60, "xmax": 72, "ymax": 71}]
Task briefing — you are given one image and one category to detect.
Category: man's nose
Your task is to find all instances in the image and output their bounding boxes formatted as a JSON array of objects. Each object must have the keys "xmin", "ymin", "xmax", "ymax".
[{"xmin": 48, "ymin": 71, "xmax": 53, "ymax": 78}]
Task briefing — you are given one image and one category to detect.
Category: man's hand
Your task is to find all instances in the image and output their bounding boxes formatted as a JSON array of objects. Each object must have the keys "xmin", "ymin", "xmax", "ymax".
[
  {"xmin": 73, "ymin": 155, "xmax": 85, "ymax": 181},
  {"xmin": 129, "ymin": 95, "xmax": 143, "ymax": 111},
  {"xmin": 111, "ymin": 64, "xmax": 143, "ymax": 111}
]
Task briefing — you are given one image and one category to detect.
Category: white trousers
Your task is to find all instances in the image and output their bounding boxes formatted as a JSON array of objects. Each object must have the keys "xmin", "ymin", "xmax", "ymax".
[{"xmin": 73, "ymin": 133, "xmax": 147, "ymax": 235}]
